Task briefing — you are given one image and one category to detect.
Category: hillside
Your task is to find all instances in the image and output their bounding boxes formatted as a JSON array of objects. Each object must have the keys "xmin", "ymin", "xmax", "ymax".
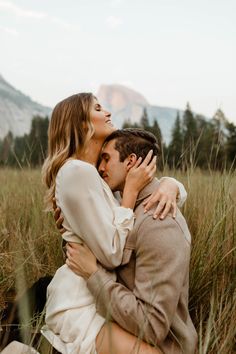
[
  {"xmin": 0, "ymin": 77, "xmax": 187, "ymax": 143},
  {"xmin": 0, "ymin": 75, "xmax": 51, "ymax": 139}
]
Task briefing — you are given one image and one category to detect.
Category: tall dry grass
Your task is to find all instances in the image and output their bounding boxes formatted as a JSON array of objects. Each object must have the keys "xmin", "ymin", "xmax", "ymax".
[
  {"xmin": 166, "ymin": 168, "xmax": 236, "ymax": 353},
  {"xmin": 0, "ymin": 168, "xmax": 63, "ymax": 352},
  {"xmin": 0, "ymin": 167, "xmax": 235, "ymax": 353}
]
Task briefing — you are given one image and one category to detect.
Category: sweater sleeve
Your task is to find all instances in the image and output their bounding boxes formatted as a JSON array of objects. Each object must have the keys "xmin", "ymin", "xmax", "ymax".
[{"xmin": 56, "ymin": 160, "xmax": 134, "ymax": 269}]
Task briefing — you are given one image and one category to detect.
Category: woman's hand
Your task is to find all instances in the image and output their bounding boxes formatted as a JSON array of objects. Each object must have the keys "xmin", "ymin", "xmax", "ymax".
[
  {"xmin": 52, "ymin": 197, "xmax": 65, "ymax": 234},
  {"xmin": 66, "ymin": 242, "xmax": 98, "ymax": 280},
  {"xmin": 125, "ymin": 150, "xmax": 157, "ymax": 193},
  {"xmin": 121, "ymin": 150, "xmax": 157, "ymax": 210},
  {"xmin": 143, "ymin": 178, "xmax": 179, "ymax": 220}
]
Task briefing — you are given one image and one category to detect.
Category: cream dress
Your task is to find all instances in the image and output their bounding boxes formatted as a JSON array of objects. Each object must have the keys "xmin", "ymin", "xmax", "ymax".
[{"xmin": 41, "ymin": 159, "xmax": 135, "ymax": 354}]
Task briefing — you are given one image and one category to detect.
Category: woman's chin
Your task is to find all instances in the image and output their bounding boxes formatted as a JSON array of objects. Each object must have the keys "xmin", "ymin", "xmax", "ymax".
[
  {"xmin": 105, "ymin": 125, "xmax": 117, "ymax": 136},
  {"xmin": 109, "ymin": 125, "xmax": 117, "ymax": 133}
]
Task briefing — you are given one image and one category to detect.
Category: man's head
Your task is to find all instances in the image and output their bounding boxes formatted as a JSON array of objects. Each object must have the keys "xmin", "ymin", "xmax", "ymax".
[{"xmin": 98, "ymin": 128, "xmax": 160, "ymax": 192}]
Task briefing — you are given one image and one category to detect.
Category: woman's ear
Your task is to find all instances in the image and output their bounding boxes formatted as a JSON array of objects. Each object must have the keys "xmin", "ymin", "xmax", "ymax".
[{"xmin": 126, "ymin": 153, "xmax": 138, "ymax": 171}]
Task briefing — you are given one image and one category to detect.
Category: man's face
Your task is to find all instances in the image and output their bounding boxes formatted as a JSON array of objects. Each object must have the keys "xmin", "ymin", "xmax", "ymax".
[{"xmin": 98, "ymin": 140, "xmax": 128, "ymax": 192}]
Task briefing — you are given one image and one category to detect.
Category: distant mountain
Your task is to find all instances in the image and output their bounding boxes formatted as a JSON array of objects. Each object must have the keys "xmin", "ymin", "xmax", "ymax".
[
  {"xmin": 0, "ymin": 74, "xmax": 51, "ymax": 140},
  {"xmin": 0, "ymin": 77, "xmax": 205, "ymax": 144},
  {"xmin": 97, "ymin": 84, "xmax": 183, "ymax": 143}
]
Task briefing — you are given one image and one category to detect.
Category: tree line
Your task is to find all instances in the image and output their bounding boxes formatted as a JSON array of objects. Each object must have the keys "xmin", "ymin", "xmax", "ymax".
[
  {"xmin": 123, "ymin": 105, "xmax": 236, "ymax": 170},
  {"xmin": 0, "ymin": 116, "xmax": 49, "ymax": 167},
  {"xmin": 0, "ymin": 104, "xmax": 235, "ymax": 169}
]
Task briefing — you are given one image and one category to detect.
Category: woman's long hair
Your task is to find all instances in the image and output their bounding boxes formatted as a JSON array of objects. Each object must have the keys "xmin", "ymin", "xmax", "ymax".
[{"xmin": 42, "ymin": 93, "xmax": 94, "ymax": 209}]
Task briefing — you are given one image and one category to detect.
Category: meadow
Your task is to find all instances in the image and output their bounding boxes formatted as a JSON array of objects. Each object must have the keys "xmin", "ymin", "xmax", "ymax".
[{"xmin": 0, "ymin": 167, "xmax": 235, "ymax": 353}]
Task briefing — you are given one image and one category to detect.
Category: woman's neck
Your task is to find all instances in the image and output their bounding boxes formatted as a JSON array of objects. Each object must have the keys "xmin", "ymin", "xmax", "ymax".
[{"xmin": 78, "ymin": 139, "xmax": 103, "ymax": 166}]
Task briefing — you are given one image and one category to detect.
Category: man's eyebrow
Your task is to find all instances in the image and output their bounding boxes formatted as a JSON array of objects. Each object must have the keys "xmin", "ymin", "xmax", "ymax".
[{"xmin": 101, "ymin": 152, "xmax": 109, "ymax": 158}]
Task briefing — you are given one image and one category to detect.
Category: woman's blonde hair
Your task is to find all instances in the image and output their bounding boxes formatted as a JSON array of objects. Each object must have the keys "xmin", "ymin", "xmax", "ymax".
[{"xmin": 42, "ymin": 92, "xmax": 94, "ymax": 209}]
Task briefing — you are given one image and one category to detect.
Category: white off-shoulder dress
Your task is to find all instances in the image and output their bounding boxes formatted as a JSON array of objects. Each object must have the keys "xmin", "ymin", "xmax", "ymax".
[
  {"xmin": 41, "ymin": 159, "xmax": 187, "ymax": 354},
  {"xmin": 41, "ymin": 159, "xmax": 135, "ymax": 354}
]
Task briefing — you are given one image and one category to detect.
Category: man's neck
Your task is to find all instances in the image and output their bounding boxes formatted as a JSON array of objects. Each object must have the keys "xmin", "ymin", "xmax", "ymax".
[
  {"xmin": 114, "ymin": 178, "xmax": 159, "ymax": 209},
  {"xmin": 135, "ymin": 178, "xmax": 159, "ymax": 208}
]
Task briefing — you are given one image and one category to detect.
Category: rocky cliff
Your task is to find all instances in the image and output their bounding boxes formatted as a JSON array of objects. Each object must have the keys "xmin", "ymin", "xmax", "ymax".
[
  {"xmin": 97, "ymin": 84, "xmax": 182, "ymax": 143},
  {"xmin": 0, "ymin": 74, "xmax": 51, "ymax": 139}
]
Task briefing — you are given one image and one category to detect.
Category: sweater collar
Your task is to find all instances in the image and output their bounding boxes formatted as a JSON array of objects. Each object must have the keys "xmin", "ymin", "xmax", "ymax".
[{"xmin": 135, "ymin": 178, "xmax": 160, "ymax": 208}]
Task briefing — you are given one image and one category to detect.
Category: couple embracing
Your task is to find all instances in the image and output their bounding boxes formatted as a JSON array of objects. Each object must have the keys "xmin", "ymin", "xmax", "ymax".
[{"xmin": 41, "ymin": 93, "xmax": 197, "ymax": 353}]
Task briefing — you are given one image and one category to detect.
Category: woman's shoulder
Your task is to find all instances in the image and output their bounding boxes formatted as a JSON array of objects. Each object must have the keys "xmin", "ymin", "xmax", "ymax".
[{"xmin": 57, "ymin": 159, "xmax": 98, "ymax": 181}]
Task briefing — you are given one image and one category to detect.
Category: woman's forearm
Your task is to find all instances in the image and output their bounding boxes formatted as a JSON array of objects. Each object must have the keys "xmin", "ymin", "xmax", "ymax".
[{"xmin": 121, "ymin": 184, "xmax": 138, "ymax": 209}]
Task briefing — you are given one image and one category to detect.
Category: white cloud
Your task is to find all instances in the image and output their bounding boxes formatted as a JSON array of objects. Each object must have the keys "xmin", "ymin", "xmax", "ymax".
[
  {"xmin": 50, "ymin": 16, "xmax": 80, "ymax": 31},
  {"xmin": 0, "ymin": 1, "xmax": 80, "ymax": 32},
  {"xmin": 0, "ymin": 25, "xmax": 19, "ymax": 36},
  {"xmin": 106, "ymin": 15, "xmax": 123, "ymax": 29},
  {"xmin": 0, "ymin": 0, "xmax": 46, "ymax": 19}
]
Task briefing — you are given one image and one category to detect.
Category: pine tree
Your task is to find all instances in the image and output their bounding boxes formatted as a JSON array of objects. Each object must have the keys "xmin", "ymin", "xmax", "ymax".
[
  {"xmin": 183, "ymin": 103, "xmax": 198, "ymax": 144},
  {"xmin": 13, "ymin": 134, "xmax": 31, "ymax": 167},
  {"xmin": 149, "ymin": 119, "xmax": 164, "ymax": 170},
  {"xmin": 150, "ymin": 119, "xmax": 162, "ymax": 143},
  {"xmin": 210, "ymin": 109, "xmax": 227, "ymax": 169},
  {"xmin": 225, "ymin": 121, "xmax": 236, "ymax": 167},
  {"xmin": 0, "ymin": 131, "xmax": 14, "ymax": 165},
  {"xmin": 182, "ymin": 103, "xmax": 198, "ymax": 168},
  {"xmin": 194, "ymin": 115, "xmax": 213, "ymax": 169},
  {"xmin": 122, "ymin": 118, "xmax": 141, "ymax": 129},
  {"xmin": 168, "ymin": 112, "xmax": 183, "ymax": 168},
  {"xmin": 28, "ymin": 116, "xmax": 49, "ymax": 166},
  {"xmin": 122, "ymin": 118, "xmax": 132, "ymax": 129},
  {"xmin": 140, "ymin": 108, "xmax": 150, "ymax": 129}
]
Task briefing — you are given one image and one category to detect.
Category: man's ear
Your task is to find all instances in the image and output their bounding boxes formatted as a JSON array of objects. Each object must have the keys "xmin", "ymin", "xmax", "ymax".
[{"xmin": 126, "ymin": 153, "xmax": 138, "ymax": 171}]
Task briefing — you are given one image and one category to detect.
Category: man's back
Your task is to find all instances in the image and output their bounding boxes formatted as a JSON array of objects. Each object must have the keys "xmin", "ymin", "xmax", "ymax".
[{"xmin": 116, "ymin": 179, "xmax": 198, "ymax": 353}]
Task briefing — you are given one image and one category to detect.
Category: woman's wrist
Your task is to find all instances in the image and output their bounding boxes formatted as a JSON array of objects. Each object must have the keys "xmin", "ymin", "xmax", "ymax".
[
  {"xmin": 121, "ymin": 185, "xmax": 138, "ymax": 209},
  {"xmin": 124, "ymin": 179, "xmax": 141, "ymax": 195}
]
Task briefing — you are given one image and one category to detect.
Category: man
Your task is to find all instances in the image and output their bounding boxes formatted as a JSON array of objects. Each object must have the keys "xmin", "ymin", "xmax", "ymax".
[{"xmin": 65, "ymin": 129, "xmax": 198, "ymax": 353}]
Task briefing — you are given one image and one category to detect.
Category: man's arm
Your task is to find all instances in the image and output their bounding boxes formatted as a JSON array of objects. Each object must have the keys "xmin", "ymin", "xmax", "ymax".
[{"xmin": 87, "ymin": 216, "xmax": 190, "ymax": 346}]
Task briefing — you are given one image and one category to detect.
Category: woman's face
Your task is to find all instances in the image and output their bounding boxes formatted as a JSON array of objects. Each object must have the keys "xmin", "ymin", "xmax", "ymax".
[{"xmin": 90, "ymin": 98, "xmax": 116, "ymax": 140}]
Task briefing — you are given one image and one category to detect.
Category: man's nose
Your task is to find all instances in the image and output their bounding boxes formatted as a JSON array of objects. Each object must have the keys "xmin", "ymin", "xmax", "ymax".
[{"xmin": 98, "ymin": 162, "xmax": 105, "ymax": 174}]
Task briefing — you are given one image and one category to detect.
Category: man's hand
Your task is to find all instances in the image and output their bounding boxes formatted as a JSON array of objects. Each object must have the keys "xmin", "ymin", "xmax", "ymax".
[
  {"xmin": 143, "ymin": 178, "xmax": 179, "ymax": 220},
  {"xmin": 66, "ymin": 242, "xmax": 98, "ymax": 280},
  {"xmin": 52, "ymin": 197, "xmax": 66, "ymax": 234}
]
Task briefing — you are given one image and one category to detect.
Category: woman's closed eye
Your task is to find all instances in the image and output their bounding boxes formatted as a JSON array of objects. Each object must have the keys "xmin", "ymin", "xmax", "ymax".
[{"xmin": 95, "ymin": 104, "xmax": 102, "ymax": 111}]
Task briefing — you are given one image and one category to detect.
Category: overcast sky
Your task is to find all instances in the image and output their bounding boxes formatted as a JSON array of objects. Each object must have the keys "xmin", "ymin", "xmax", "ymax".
[{"xmin": 0, "ymin": 0, "xmax": 235, "ymax": 122}]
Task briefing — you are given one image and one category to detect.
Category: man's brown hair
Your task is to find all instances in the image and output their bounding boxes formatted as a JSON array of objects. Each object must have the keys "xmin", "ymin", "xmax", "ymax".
[{"xmin": 104, "ymin": 128, "xmax": 160, "ymax": 162}]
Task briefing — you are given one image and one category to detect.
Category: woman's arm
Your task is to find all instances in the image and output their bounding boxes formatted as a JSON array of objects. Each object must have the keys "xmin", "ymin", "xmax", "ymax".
[
  {"xmin": 143, "ymin": 177, "xmax": 187, "ymax": 219},
  {"xmin": 57, "ymin": 161, "xmax": 132, "ymax": 269},
  {"xmin": 57, "ymin": 157, "xmax": 155, "ymax": 270}
]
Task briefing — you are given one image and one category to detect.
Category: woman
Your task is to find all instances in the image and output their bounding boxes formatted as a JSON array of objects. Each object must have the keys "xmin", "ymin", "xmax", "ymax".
[{"xmin": 41, "ymin": 93, "xmax": 186, "ymax": 354}]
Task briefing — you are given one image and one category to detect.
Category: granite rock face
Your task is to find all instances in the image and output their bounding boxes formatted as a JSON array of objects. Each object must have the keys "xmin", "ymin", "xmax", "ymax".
[
  {"xmin": 97, "ymin": 84, "xmax": 183, "ymax": 143},
  {"xmin": 0, "ymin": 75, "xmax": 51, "ymax": 140}
]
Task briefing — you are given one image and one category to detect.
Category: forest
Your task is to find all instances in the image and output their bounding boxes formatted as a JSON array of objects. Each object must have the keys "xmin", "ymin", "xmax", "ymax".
[{"xmin": 1, "ymin": 104, "xmax": 235, "ymax": 170}]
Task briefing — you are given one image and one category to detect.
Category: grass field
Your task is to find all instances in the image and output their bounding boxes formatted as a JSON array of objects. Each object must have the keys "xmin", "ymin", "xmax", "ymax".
[{"xmin": 0, "ymin": 167, "xmax": 235, "ymax": 353}]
